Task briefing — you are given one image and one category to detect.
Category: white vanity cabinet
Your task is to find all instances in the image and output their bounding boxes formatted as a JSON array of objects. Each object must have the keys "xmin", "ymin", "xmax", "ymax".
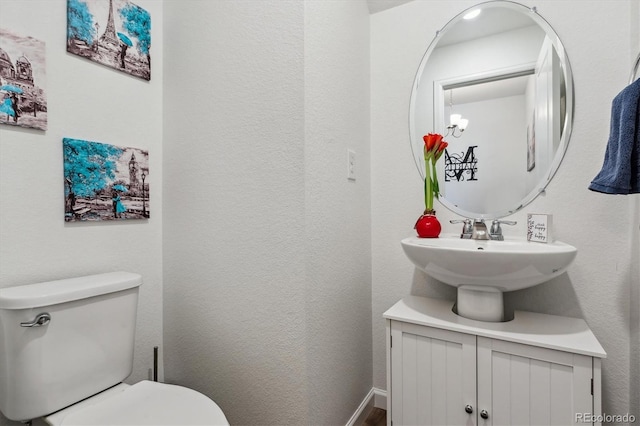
[{"xmin": 384, "ymin": 296, "xmax": 606, "ymax": 426}]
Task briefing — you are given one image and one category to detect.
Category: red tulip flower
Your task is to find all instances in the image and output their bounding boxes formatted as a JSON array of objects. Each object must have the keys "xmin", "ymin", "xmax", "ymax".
[{"xmin": 422, "ymin": 133, "xmax": 449, "ymax": 212}]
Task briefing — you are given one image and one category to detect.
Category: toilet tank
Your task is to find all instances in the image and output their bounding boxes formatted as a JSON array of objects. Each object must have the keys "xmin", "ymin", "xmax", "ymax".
[{"xmin": 0, "ymin": 271, "xmax": 142, "ymax": 421}]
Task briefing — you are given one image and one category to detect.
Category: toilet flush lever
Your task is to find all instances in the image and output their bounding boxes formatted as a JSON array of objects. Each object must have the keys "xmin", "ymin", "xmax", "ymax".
[{"xmin": 20, "ymin": 313, "xmax": 51, "ymax": 327}]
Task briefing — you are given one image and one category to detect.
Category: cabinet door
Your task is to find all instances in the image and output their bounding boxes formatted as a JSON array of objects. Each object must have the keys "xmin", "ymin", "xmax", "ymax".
[
  {"xmin": 477, "ymin": 337, "xmax": 593, "ymax": 426},
  {"xmin": 390, "ymin": 321, "xmax": 477, "ymax": 426}
]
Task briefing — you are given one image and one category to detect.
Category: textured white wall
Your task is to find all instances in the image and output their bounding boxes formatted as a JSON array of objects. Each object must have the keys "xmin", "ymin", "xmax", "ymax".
[
  {"xmin": 304, "ymin": 1, "xmax": 372, "ymax": 423},
  {"xmin": 0, "ymin": 1, "xmax": 164, "ymax": 425},
  {"xmin": 162, "ymin": 1, "xmax": 307, "ymax": 424},
  {"xmin": 163, "ymin": 1, "xmax": 371, "ymax": 424},
  {"xmin": 372, "ymin": 0, "xmax": 638, "ymax": 419}
]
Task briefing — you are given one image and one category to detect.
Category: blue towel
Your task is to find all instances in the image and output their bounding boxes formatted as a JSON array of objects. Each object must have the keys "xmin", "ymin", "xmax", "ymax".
[{"xmin": 589, "ymin": 78, "xmax": 640, "ymax": 194}]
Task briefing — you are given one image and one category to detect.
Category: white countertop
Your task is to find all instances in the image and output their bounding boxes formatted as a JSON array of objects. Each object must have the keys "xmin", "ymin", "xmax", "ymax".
[{"xmin": 384, "ymin": 296, "xmax": 606, "ymax": 358}]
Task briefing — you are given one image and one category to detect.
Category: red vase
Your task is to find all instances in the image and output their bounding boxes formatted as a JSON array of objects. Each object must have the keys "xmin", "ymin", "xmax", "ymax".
[{"xmin": 415, "ymin": 210, "xmax": 441, "ymax": 238}]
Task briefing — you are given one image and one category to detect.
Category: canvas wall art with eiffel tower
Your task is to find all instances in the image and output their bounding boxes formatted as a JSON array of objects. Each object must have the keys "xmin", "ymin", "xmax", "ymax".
[{"xmin": 67, "ymin": 0, "xmax": 151, "ymax": 81}]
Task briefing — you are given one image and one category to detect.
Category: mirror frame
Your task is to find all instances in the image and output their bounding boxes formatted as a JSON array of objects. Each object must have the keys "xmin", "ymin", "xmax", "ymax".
[{"xmin": 409, "ymin": 0, "xmax": 574, "ymax": 219}]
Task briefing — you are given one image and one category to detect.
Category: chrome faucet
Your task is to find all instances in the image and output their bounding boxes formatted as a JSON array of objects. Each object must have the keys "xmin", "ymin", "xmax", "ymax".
[
  {"xmin": 451, "ymin": 218, "xmax": 516, "ymax": 240},
  {"xmin": 471, "ymin": 219, "xmax": 490, "ymax": 240},
  {"xmin": 450, "ymin": 218, "xmax": 489, "ymax": 239},
  {"xmin": 489, "ymin": 219, "xmax": 517, "ymax": 241}
]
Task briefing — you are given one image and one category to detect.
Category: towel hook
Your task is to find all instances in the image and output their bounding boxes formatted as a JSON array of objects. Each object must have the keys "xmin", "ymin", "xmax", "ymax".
[{"xmin": 629, "ymin": 51, "xmax": 640, "ymax": 85}]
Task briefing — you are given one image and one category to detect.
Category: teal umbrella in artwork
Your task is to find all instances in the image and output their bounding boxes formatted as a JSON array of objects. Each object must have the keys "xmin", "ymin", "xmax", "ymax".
[
  {"xmin": 0, "ymin": 84, "xmax": 23, "ymax": 94},
  {"xmin": 113, "ymin": 184, "xmax": 128, "ymax": 192},
  {"xmin": 117, "ymin": 32, "xmax": 133, "ymax": 47}
]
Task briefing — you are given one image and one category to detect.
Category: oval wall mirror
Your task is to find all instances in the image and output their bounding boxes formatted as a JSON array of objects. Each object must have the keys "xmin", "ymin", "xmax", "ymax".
[{"xmin": 409, "ymin": 0, "xmax": 574, "ymax": 219}]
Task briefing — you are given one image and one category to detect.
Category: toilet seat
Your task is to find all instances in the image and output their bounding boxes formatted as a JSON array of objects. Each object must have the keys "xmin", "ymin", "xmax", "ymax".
[{"xmin": 46, "ymin": 381, "xmax": 229, "ymax": 426}]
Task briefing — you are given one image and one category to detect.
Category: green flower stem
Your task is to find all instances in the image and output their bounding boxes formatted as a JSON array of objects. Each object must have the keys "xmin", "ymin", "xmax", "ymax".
[
  {"xmin": 431, "ymin": 159, "xmax": 439, "ymax": 202},
  {"xmin": 424, "ymin": 151, "xmax": 433, "ymax": 212}
]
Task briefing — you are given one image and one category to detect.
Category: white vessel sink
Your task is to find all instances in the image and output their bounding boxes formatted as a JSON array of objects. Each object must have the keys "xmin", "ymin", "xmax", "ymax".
[{"xmin": 401, "ymin": 235, "xmax": 577, "ymax": 321}]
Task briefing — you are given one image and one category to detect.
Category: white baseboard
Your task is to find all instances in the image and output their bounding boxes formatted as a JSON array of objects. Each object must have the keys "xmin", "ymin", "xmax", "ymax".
[
  {"xmin": 373, "ymin": 388, "xmax": 387, "ymax": 409},
  {"xmin": 346, "ymin": 387, "xmax": 387, "ymax": 426}
]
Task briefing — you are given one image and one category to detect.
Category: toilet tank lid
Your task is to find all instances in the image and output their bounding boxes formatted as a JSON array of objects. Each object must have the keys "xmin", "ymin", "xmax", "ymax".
[{"xmin": 0, "ymin": 272, "xmax": 142, "ymax": 309}]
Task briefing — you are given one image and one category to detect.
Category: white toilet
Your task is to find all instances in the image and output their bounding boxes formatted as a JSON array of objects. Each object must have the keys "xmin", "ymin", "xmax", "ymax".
[{"xmin": 0, "ymin": 271, "xmax": 229, "ymax": 425}]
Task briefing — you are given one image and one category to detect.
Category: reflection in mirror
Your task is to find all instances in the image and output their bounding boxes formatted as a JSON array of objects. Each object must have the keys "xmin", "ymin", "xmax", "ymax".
[{"xmin": 409, "ymin": 1, "xmax": 573, "ymax": 219}]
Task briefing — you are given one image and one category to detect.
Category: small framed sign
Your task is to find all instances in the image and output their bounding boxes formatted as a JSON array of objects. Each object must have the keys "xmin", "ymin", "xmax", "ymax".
[{"xmin": 527, "ymin": 214, "xmax": 552, "ymax": 243}]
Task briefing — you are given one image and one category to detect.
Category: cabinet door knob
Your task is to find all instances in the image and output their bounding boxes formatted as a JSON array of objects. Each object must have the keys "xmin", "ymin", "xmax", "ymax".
[
  {"xmin": 480, "ymin": 409, "xmax": 489, "ymax": 419},
  {"xmin": 464, "ymin": 405, "xmax": 473, "ymax": 414}
]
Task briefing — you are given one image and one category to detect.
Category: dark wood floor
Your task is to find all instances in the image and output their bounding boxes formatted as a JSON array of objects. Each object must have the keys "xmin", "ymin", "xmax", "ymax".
[{"xmin": 362, "ymin": 407, "xmax": 386, "ymax": 426}]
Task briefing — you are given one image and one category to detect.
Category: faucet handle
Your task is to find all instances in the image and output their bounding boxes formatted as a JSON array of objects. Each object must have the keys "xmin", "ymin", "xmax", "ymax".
[
  {"xmin": 494, "ymin": 219, "xmax": 517, "ymax": 225},
  {"xmin": 491, "ymin": 219, "xmax": 516, "ymax": 228},
  {"xmin": 490, "ymin": 219, "xmax": 516, "ymax": 238},
  {"xmin": 450, "ymin": 219, "xmax": 473, "ymax": 235}
]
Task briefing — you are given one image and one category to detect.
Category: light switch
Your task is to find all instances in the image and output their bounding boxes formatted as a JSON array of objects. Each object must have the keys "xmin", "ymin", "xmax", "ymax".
[{"xmin": 347, "ymin": 149, "xmax": 356, "ymax": 180}]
